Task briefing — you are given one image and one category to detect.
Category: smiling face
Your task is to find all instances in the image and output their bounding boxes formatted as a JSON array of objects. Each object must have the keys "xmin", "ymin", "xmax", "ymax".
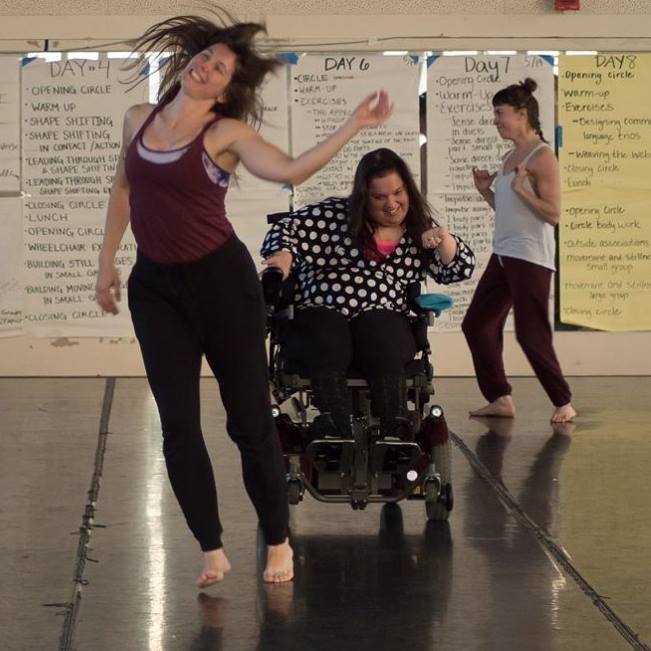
[
  {"xmin": 181, "ymin": 43, "xmax": 237, "ymax": 101},
  {"xmin": 366, "ymin": 171, "xmax": 410, "ymax": 229},
  {"xmin": 493, "ymin": 103, "xmax": 529, "ymax": 140}
]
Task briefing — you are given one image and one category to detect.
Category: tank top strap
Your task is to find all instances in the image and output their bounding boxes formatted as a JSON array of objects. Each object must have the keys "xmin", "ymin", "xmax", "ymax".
[
  {"xmin": 188, "ymin": 111, "xmax": 222, "ymax": 150},
  {"xmin": 521, "ymin": 142, "xmax": 549, "ymax": 166},
  {"xmin": 131, "ymin": 105, "xmax": 221, "ymax": 156},
  {"xmin": 201, "ymin": 111, "xmax": 221, "ymax": 132},
  {"xmin": 500, "ymin": 142, "xmax": 549, "ymax": 174},
  {"xmin": 131, "ymin": 103, "xmax": 162, "ymax": 147}
]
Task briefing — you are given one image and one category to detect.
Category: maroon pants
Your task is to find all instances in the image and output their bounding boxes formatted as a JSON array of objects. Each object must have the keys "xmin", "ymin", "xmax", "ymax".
[{"xmin": 462, "ymin": 254, "xmax": 571, "ymax": 407}]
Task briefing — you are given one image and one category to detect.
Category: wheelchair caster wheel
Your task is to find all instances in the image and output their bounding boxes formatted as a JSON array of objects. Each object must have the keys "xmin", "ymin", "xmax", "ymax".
[
  {"xmin": 288, "ymin": 480, "xmax": 303, "ymax": 505},
  {"xmin": 441, "ymin": 482, "xmax": 454, "ymax": 510},
  {"xmin": 426, "ymin": 483, "xmax": 453, "ymax": 521}
]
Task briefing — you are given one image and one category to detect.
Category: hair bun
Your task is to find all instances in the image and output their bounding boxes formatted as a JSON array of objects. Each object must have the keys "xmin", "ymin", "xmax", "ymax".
[{"xmin": 521, "ymin": 77, "xmax": 538, "ymax": 94}]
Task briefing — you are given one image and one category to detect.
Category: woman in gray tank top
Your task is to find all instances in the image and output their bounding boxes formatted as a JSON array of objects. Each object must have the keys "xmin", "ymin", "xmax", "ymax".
[{"xmin": 462, "ymin": 78, "xmax": 576, "ymax": 425}]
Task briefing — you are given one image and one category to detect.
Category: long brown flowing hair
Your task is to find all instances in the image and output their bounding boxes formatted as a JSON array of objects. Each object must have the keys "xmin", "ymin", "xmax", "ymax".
[
  {"xmin": 124, "ymin": 8, "xmax": 280, "ymax": 125},
  {"xmin": 348, "ymin": 148, "xmax": 438, "ymax": 258}
]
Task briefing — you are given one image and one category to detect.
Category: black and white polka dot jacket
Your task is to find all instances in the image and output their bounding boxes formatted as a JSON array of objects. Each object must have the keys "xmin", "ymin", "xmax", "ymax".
[{"xmin": 261, "ymin": 197, "xmax": 476, "ymax": 319}]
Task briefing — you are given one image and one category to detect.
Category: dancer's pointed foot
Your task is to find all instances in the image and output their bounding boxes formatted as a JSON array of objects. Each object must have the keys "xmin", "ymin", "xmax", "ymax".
[
  {"xmin": 551, "ymin": 403, "xmax": 576, "ymax": 424},
  {"xmin": 197, "ymin": 548, "xmax": 232, "ymax": 588},
  {"xmin": 263, "ymin": 539, "xmax": 294, "ymax": 584},
  {"xmin": 469, "ymin": 395, "xmax": 515, "ymax": 418}
]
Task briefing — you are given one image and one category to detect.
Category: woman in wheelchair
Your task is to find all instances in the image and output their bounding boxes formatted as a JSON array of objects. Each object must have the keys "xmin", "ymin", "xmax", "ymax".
[{"xmin": 261, "ymin": 148, "xmax": 475, "ymax": 441}]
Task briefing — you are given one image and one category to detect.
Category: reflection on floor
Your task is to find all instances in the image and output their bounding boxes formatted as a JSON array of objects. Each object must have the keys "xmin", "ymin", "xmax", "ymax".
[{"xmin": 2, "ymin": 377, "xmax": 650, "ymax": 651}]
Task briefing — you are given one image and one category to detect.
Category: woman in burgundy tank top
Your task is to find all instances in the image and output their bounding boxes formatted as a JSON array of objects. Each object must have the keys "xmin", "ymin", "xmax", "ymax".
[{"xmin": 95, "ymin": 11, "xmax": 393, "ymax": 588}]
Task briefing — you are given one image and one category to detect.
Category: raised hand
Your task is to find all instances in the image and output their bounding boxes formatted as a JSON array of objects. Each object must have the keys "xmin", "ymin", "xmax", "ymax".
[
  {"xmin": 472, "ymin": 167, "xmax": 497, "ymax": 194},
  {"xmin": 511, "ymin": 164, "xmax": 533, "ymax": 193},
  {"xmin": 421, "ymin": 225, "xmax": 450, "ymax": 249},
  {"xmin": 349, "ymin": 90, "xmax": 393, "ymax": 129}
]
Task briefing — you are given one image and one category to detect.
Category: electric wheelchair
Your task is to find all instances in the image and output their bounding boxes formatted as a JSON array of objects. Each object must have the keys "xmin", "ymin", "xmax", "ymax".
[{"xmin": 262, "ymin": 215, "xmax": 455, "ymax": 521}]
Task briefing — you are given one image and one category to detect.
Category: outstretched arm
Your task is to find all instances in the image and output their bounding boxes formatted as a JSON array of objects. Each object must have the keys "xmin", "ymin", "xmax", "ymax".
[{"xmin": 228, "ymin": 91, "xmax": 393, "ymax": 185}]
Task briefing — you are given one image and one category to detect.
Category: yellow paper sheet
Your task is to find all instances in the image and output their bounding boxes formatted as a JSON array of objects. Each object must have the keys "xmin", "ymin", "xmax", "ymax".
[{"xmin": 559, "ymin": 54, "xmax": 651, "ymax": 331}]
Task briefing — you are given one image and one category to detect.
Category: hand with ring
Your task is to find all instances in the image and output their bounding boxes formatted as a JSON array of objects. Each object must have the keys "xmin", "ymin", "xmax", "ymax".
[{"xmin": 421, "ymin": 226, "xmax": 449, "ymax": 250}]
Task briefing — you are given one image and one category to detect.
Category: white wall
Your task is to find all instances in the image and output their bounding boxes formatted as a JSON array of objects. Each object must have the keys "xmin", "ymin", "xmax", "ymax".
[{"xmin": 1, "ymin": 1, "xmax": 650, "ymax": 376}]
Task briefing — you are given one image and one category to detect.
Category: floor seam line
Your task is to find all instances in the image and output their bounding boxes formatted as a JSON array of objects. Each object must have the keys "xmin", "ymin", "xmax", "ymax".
[
  {"xmin": 58, "ymin": 377, "xmax": 115, "ymax": 651},
  {"xmin": 450, "ymin": 429, "xmax": 650, "ymax": 651}
]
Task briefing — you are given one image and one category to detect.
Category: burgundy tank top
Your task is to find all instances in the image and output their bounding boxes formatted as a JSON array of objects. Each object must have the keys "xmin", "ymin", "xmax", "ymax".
[{"xmin": 125, "ymin": 104, "xmax": 234, "ymax": 263}]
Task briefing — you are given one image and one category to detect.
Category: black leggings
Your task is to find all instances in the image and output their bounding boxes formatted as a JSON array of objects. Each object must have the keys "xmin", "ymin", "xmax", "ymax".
[
  {"xmin": 282, "ymin": 308, "xmax": 417, "ymax": 436},
  {"xmin": 283, "ymin": 307, "xmax": 417, "ymax": 378},
  {"xmin": 128, "ymin": 235, "xmax": 288, "ymax": 551}
]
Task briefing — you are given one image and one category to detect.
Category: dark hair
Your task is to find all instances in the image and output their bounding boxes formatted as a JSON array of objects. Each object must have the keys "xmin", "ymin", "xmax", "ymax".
[
  {"xmin": 492, "ymin": 77, "xmax": 547, "ymax": 142},
  {"xmin": 125, "ymin": 9, "xmax": 280, "ymax": 125},
  {"xmin": 349, "ymin": 148, "xmax": 438, "ymax": 257}
]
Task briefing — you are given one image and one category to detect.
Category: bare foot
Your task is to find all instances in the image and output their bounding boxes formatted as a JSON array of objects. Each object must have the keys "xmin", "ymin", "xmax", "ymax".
[
  {"xmin": 197, "ymin": 548, "xmax": 232, "ymax": 588},
  {"xmin": 469, "ymin": 395, "xmax": 515, "ymax": 418},
  {"xmin": 551, "ymin": 403, "xmax": 576, "ymax": 424},
  {"xmin": 263, "ymin": 539, "xmax": 294, "ymax": 584}
]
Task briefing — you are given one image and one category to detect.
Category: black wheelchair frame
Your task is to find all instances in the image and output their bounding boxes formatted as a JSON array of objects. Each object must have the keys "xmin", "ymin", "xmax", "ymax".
[{"xmin": 262, "ymin": 213, "xmax": 454, "ymax": 521}]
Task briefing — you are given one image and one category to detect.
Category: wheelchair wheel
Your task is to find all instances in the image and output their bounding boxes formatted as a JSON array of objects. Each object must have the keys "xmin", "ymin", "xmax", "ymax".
[
  {"xmin": 425, "ymin": 439, "xmax": 453, "ymax": 521},
  {"xmin": 288, "ymin": 480, "xmax": 303, "ymax": 506}
]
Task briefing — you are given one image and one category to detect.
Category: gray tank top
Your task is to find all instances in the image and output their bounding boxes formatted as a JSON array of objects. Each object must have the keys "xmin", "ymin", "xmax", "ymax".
[{"xmin": 493, "ymin": 142, "xmax": 556, "ymax": 271}]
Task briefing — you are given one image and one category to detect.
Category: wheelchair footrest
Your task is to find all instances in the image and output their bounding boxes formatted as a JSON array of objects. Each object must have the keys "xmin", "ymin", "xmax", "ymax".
[
  {"xmin": 372, "ymin": 440, "xmax": 421, "ymax": 472},
  {"xmin": 304, "ymin": 438, "xmax": 426, "ymax": 499}
]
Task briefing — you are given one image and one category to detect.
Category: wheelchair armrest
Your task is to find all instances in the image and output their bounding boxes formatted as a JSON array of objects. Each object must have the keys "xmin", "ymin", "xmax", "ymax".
[
  {"xmin": 261, "ymin": 266, "xmax": 284, "ymax": 308},
  {"xmin": 406, "ymin": 279, "xmax": 454, "ymax": 319},
  {"xmin": 261, "ymin": 266, "xmax": 296, "ymax": 322},
  {"xmin": 413, "ymin": 293, "xmax": 454, "ymax": 318},
  {"xmin": 408, "ymin": 292, "xmax": 453, "ymax": 356},
  {"xmin": 411, "ymin": 315, "xmax": 430, "ymax": 353}
]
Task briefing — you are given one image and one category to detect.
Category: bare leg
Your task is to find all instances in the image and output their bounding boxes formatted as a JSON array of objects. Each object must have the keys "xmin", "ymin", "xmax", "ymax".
[
  {"xmin": 263, "ymin": 539, "xmax": 294, "ymax": 584},
  {"xmin": 551, "ymin": 403, "xmax": 576, "ymax": 424},
  {"xmin": 197, "ymin": 548, "xmax": 232, "ymax": 588},
  {"xmin": 469, "ymin": 394, "xmax": 516, "ymax": 418}
]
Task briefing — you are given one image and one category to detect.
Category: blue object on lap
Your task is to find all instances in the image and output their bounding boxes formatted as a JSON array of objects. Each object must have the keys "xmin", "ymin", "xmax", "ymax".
[{"xmin": 414, "ymin": 293, "xmax": 454, "ymax": 317}]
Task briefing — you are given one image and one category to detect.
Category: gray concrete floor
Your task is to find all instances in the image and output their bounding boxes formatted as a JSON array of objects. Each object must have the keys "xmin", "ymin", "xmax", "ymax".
[{"xmin": 1, "ymin": 377, "xmax": 650, "ymax": 651}]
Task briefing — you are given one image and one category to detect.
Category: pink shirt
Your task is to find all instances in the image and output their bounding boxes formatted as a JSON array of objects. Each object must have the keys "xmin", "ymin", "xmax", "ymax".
[{"xmin": 374, "ymin": 237, "xmax": 399, "ymax": 257}]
